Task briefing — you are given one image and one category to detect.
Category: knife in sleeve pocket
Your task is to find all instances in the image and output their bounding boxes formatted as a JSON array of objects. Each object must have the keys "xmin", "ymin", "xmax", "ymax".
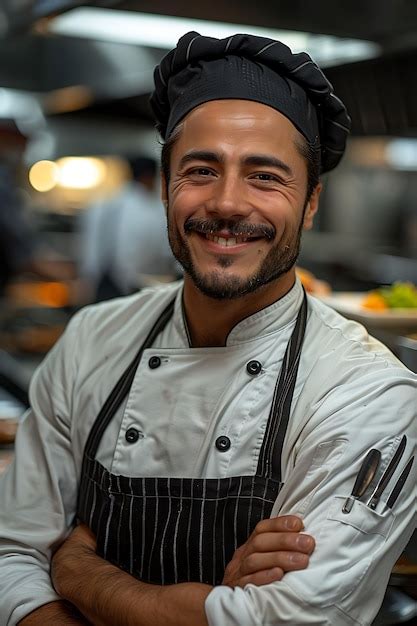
[
  {"xmin": 385, "ymin": 456, "xmax": 414, "ymax": 511},
  {"xmin": 342, "ymin": 448, "xmax": 381, "ymax": 514},
  {"xmin": 367, "ymin": 435, "xmax": 407, "ymax": 510}
]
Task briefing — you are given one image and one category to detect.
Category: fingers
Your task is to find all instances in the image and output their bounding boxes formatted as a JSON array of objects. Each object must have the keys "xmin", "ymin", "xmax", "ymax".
[
  {"xmin": 240, "ymin": 550, "xmax": 310, "ymax": 576},
  {"xmin": 245, "ymin": 530, "xmax": 315, "ymax": 556},
  {"xmin": 253, "ymin": 515, "xmax": 304, "ymax": 535},
  {"xmin": 234, "ymin": 567, "xmax": 284, "ymax": 588},
  {"xmin": 224, "ymin": 515, "xmax": 315, "ymax": 590}
]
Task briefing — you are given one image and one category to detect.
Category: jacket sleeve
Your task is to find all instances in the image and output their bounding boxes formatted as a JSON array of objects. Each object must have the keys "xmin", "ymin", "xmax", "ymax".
[
  {"xmin": 205, "ymin": 366, "xmax": 417, "ymax": 626},
  {"xmin": 0, "ymin": 309, "xmax": 87, "ymax": 626}
]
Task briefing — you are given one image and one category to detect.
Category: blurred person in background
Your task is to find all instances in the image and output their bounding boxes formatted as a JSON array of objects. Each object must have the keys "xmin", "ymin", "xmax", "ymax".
[
  {"xmin": 0, "ymin": 32, "xmax": 416, "ymax": 626},
  {"xmin": 79, "ymin": 155, "xmax": 177, "ymax": 302},
  {"xmin": 0, "ymin": 160, "xmax": 73, "ymax": 296},
  {"xmin": 0, "ymin": 163, "xmax": 36, "ymax": 296}
]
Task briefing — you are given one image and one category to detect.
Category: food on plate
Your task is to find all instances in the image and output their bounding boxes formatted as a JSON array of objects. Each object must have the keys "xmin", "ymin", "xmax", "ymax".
[
  {"xmin": 295, "ymin": 267, "xmax": 331, "ymax": 296},
  {"xmin": 362, "ymin": 292, "xmax": 388, "ymax": 311},
  {"xmin": 362, "ymin": 282, "xmax": 417, "ymax": 311}
]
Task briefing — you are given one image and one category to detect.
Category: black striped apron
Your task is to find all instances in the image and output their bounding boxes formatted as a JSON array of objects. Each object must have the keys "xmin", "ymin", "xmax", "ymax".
[{"xmin": 77, "ymin": 291, "xmax": 307, "ymax": 586}]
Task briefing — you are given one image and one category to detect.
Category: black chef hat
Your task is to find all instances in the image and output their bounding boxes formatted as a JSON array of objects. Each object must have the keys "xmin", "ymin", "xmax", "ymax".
[{"xmin": 150, "ymin": 32, "xmax": 351, "ymax": 173}]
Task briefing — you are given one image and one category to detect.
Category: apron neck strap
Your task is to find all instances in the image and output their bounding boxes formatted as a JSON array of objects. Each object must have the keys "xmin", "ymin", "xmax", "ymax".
[{"xmin": 83, "ymin": 298, "xmax": 176, "ymax": 459}]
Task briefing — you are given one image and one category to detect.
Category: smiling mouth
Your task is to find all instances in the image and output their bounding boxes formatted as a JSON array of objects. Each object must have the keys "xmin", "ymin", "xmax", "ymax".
[
  {"xmin": 184, "ymin": 218, "xmax": 276, "ymax": 243},
  {"xmin": 204, "ymin": 233, "xmax": 259, "ymax": 247}
]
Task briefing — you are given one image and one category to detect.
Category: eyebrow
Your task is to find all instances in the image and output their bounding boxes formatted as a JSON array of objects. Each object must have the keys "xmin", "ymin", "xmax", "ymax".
[
  {"xmin": 242, "ymin": 154, "xmax": 293, "ymax": 177},
  {"xmin": 178, "ymin": 150, "xmax": 293, "ymax": 177},
  {"xmin": 178, "ymin": 150, "xmax": 220, "ymax": 170}
]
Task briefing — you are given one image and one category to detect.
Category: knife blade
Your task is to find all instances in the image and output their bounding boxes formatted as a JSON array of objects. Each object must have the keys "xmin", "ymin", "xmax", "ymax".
[
  {"xmin": 385, "ymin": 456, "xmax": 414, "ymax": 510},
  {"xmin": 367, "ymin": 435, "xmax": 407, "ymax": 510},
  {"xmin": 342, "ymin": 448, "xmax": 381, "ymax": 514}
]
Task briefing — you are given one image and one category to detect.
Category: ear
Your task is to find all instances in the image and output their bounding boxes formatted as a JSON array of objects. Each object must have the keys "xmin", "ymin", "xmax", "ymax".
[
  {"xmin": 303, "ymin": 182, "xmax": 322, "ymax": 231},
  {"xmin": 160, "ymin": 170, "xmax": 168, "ymax": 214}
]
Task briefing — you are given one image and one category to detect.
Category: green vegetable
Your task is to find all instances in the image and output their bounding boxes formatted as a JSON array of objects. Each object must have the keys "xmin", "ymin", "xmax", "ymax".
[{"xmin": 378, "ymin": 282, "xmax": 417, "ymax": 309}]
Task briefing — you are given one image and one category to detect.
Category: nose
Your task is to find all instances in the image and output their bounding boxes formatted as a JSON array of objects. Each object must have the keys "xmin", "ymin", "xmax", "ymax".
[{"xmin": 208, "ymin": 173, "xmax": 251, "ymax": 219}]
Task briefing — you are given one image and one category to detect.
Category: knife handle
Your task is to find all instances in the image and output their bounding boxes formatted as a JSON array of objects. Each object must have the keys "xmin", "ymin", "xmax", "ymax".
[{"xmin": 342, "ymin": 448, "xmax": 381, "ymax": 514}]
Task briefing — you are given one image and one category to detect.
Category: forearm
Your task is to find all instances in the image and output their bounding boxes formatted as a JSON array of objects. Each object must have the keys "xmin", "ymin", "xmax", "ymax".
[
  {"xmin": 54, "ymin": 548, "xmax": 211, "ymax": 626},
  {"xmin": 18, "ymin": 601, "xmax": 90, "ymax": 625}
]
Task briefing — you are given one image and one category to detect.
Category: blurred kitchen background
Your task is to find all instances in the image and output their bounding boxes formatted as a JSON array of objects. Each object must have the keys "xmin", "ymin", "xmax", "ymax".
[
  {"xmin": 0, "ymin": 6, "xmax": 416, "ymax": 418},
  {"xmin": 1, "ymin": 0, "xmax": 417, "ymax": 440},
  {"xmin": 1, "ymin": 1, "xmax": 417, "ymax": 623}
]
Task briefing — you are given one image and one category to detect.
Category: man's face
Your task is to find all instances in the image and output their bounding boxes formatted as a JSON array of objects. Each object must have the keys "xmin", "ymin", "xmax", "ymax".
[{"xmin": 164, "ymin": 99, "xmax": 319, "ymax": 300}]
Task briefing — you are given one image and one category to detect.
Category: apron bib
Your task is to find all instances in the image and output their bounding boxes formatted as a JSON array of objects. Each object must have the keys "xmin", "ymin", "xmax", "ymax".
[{"xmin": 77, "ymin": 291, "xmax": 307, "ymax": 586}]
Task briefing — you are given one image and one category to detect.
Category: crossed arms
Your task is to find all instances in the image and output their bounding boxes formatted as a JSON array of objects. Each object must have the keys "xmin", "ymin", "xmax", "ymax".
[{"xmin": 20, "ymin": 516, "xmax": 314, "ymax": 625}]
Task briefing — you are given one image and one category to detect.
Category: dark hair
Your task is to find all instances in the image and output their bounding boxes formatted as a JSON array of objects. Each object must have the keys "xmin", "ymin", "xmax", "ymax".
[
  {"xmin": 294, "ymin": 134, "xmax": 321, "ymax": 202},
  {"xmin": 161, "ymin": 123, "xmax": 321, "ymax": 202},
  {"xmin": 160, "ymin": 123, "xmax": 183, "ymax": 186}
]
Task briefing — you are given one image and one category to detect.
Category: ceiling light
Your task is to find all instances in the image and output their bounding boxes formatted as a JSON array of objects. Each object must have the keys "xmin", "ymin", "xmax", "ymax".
[
  {"xmin": 48, "ymin": 8, "xmax": 379, "ymax": 67},
  {"xmin": 29, "ymin": 160, "xmax": 59, "ymax": 192},
  {"xmin": 55, "ymin": 157, "xmax": 107, "ymax": 189}
]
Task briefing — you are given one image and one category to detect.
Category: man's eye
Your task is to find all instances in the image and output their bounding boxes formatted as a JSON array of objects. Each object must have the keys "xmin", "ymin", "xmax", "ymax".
[
  {"xmin": 190, "ymin": 167, "xmax": 213, "ymax": 176},
  {"xmin": 253, "ymin": 173, "xmax": 278, "ymax": 182}
]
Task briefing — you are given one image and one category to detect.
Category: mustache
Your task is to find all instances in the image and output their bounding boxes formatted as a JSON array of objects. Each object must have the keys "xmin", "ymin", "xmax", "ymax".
[{"xmin": 184, "ymin": 218, "xmax": 276, "ymax": 241}]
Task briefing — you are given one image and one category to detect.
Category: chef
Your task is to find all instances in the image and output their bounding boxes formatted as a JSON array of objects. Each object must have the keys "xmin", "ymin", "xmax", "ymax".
[{"xmin": 1, "ymin": 31, "xmax": 416, "ymax": 626}]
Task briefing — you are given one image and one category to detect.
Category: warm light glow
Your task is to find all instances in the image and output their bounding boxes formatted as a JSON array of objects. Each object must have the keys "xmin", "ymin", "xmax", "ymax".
[
  {"xmin": 29, "ymin": 160, "xmax": 59, "ymax": 192},
  {"xmin": 27, "ymin": 156, "xmax": 127, "ymax": 213},
  {"xmin": 56, "ymin": 157, "xmax": 107, "ymax": 189}
]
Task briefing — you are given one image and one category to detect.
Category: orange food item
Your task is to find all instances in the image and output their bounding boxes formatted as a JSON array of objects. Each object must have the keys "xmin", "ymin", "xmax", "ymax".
[
  {"xmin": 296, "ymin": 267, "xmax": 331, "ymax": 295},
  {"xmin": 362, "ymin": 292, "xmax": 388, "ymax": 311},
  {"xmin": 6, "ymin": 281, "xmax": 70, "ymax": 308},
  {"xmin": 295, "ymin": 268, "xmax": 315, "ymax": 293}
]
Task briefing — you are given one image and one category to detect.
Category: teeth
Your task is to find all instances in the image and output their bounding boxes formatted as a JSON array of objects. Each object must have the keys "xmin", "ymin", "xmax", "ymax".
[{"xmin": 205, "ymin": 233, "xmax": 248, "ymax": 246}]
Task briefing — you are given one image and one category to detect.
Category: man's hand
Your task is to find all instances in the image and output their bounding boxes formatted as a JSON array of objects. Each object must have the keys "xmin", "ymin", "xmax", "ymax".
[{"xmin": 222, "ymin": 515, "xmax": 315, "ymax": 588}]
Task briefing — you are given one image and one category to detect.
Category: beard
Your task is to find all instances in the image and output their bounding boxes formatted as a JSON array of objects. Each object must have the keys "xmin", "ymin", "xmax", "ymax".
[{"xmin": 167, "ymin": 213, "xmax": 303, "ymax": 300}]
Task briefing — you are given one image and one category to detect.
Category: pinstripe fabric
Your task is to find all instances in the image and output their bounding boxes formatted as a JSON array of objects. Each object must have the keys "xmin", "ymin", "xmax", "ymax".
[
  {"xmin": 257, "ymin": 290, "xmax": 307, "ymax": 480},
  {"xmin": 78, "ymin": 463, "xmax": 281, "ymax": 585},
  {"xmin": 77, "ymin": 290, "xmax": 307, "ymax": 585}
]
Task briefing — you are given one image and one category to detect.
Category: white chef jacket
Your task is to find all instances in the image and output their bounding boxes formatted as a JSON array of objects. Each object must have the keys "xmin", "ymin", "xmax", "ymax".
[{"xmin": 0, "ymin": 278, "xmax": 416, "ymax": 626}]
